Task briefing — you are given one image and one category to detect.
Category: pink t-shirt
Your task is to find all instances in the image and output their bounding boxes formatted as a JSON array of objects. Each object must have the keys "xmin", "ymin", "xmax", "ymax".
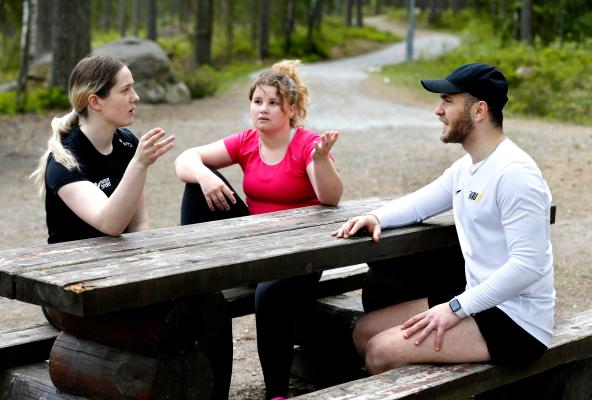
[{"xmin": 223, "ymin": 127, "xmax": 328, "ymax": 215}]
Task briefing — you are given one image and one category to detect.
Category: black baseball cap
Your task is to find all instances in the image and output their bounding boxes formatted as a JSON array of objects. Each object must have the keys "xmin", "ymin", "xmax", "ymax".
[{"xmin": 421, "ymin": 63, "xmax": 508, "ymax": 110}]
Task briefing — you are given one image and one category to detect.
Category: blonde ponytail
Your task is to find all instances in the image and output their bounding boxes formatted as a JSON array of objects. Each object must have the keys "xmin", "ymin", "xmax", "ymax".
[
  {"xmin": 30, "ymin": 110, "xmax": 80, "ymax": 196},
  {"xmin": 31, "ymin": 55, "xmax": 126, "ymax": 196},
  {"xmin": 249, "ymin": 59, "xmax": 310, "ymax": 127}
]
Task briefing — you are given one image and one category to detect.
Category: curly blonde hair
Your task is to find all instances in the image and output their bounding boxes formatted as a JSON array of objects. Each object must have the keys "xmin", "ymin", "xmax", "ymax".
[{"xmin": 249, "ymin": 59, "xmax": 310, "ymax": 127}]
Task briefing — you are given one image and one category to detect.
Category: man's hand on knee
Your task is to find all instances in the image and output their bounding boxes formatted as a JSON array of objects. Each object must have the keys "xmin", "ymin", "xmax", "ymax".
[{"xmin": 401, "ymin": 303, "xmax": 462, "ymax": 351}]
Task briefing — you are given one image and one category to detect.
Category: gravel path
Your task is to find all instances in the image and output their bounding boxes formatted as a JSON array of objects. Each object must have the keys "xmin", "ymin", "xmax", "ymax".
[{"xmin": 0, "ymin": 17, "xmax": 590, "ymax": 399}]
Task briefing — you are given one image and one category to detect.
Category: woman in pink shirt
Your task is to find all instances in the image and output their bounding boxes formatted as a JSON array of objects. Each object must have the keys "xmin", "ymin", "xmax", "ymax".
[{"xmin": 175, "ymin": 60, "xmax": 343, "ymax": 399}]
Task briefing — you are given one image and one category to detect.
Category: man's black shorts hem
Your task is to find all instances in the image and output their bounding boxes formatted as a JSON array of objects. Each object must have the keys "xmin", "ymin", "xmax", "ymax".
[{"xmin": 428, "ymin": 294, "xmax": 547, "ymax": 366}]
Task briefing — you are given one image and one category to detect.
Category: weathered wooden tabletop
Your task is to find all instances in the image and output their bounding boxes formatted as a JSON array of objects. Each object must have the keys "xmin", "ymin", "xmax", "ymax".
[{"xmin": 0, "ymin": 197, "xmax": 458, "ymax": 316}]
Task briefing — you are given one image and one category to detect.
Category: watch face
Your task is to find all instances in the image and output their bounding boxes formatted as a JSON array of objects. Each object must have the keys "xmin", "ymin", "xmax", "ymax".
[{"xmin": 450, "ymin": 298, "xmax": 461, "ymax": 312}]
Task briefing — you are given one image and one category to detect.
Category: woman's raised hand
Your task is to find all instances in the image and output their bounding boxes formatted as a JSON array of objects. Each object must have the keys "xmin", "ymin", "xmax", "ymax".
[
  {"xmin": 312, "ymin": 130, "xmax": 339, "ymax": 161},
  {"xmin": 136, "ymin": 127, "xmax": 175, "ymax": 166}
]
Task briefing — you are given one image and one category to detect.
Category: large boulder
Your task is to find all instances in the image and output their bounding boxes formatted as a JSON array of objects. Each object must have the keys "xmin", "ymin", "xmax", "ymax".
[
  {"xmin": 93, "ymin": 38, "xmax": 190, "ymax": 104},
  {"xmin": 28, "ymin": 52, "xmax": 53, "ymax": 83}
]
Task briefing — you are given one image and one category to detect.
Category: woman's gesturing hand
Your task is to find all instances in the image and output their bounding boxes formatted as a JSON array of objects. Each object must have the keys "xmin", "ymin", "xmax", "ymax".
[
  {"xmin": 331, "ymin": 214, "xmax": 382, "ymax": 242},
  {"xmin": 199, "ymin": 173, "xmax": 236, "ymax": 211},
  {"xmin": 136, "ymin": 127, "xmax": 175, "ymax": 166},
  {"xmin": 312, "ymin": 130, "xmax": 339, "ymax": 161}
]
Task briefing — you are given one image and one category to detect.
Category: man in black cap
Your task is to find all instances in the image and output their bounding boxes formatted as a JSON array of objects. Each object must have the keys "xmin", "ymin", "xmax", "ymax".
[{"xmin": 333, "ymin": 63, "xmax": 554, "ymax": 373}]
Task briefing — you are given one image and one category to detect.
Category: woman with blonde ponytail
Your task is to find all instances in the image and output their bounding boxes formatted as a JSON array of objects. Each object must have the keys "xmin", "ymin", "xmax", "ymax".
[
  {"xmin": 175, "ymin": 59, "xmax": 343, "ymax": 399},
  {"xmin": 32, "ymin": 54, "xmax": 175, "ymax": 244}
]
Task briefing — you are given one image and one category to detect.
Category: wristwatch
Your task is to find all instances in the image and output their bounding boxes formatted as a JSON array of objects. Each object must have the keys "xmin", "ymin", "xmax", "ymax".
[{"xmin": 449, "ymin": 298, "xmax": 467, "ymax": 319}]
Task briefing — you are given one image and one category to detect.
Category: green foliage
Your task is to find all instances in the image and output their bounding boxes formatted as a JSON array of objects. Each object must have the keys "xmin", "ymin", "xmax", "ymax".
[
  {"xmin": 180, "ymin": 66, "xmax": 218, "ymax": 99},
  {"xmin": 429, "ymin": 9, "xmax": 477, "ymax": 32},
  {"xmin": 277, "ymin": 16, "xmax": 400, "ymax": 62},
  {"xmin": 0, "ymin": 37, "xmax": 20, "ymax": 82},
  {"xmin": 389, "ymin": 1, "xmax": 592, "ymax": 44},
  {"xmin": 157, "ymin": 15, "xmax": 399, "ymax": 100},
  {"xmin": 158, "ymin": 35, "xmax": 194, "ymax": 60},
  {"xmin": 0, "ymin": 87, "xmax": 69, "ymax": 115},
  {"xmin": 0, "ymin": 92, "xmax": 17, "ymax": 115},
  {"xmin": 0, "ymin": 1, "xmax": 394, "ymax": 111},
  {"xmin": 381, "ymin": 20, "xmax": 592, "ymax": 125},
  {"xmin": 178, "ymin": 63, "xmax": 262, "ymax": 100},
  {"xmin": 91, "ymin": 31, "xmax": 125, "ymax": 48}
]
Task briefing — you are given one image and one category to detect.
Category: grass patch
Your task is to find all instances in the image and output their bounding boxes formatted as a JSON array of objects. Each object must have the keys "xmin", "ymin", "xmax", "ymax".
[
  {"xmin": 0, "ymin": 87, "xmax": 69, "ymax": 115},
  {"xmin": 380, "ymin": 18, "xmax": 592, "ymax": 125}
]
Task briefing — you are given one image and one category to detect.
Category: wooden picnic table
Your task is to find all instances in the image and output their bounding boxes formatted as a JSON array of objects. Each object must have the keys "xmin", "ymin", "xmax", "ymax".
[
  {"xmin": 0, "ymin": 197, "xmax": 458, "ymax": 317},
  {"xmin": 0, "ymin": 196, "xmax": 460, "ymax": 399}
]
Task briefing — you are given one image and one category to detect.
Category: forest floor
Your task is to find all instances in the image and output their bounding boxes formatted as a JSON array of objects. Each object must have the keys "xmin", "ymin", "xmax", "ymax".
[{"xmin": 0, "ymin": 17, "xmax": 590, "ymax": 399}]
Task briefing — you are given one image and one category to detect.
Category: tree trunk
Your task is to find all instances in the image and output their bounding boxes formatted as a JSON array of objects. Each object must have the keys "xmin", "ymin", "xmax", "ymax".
[
  {"xmin": 354, "ymin": 0, "xmax": 363, "ymax": 27},
  {"xmin": 119, "ymin": 0, "xmax": 127, "ymax": 37},
  {"xmin": 307, "ymin": 0, "xmax": 323, "ymax": 41},
  {"xmin": 406, "ymin": 0, "xmax": 415, "ymax": 61},
  {"xmin": 147, "ymin": 0, "xmax": 157, "ymax": 41},
  {"xmin": 375, "ymin": 0, "xmax": 382, "ymax": 14},
  {"xmin": 100, "ymin": 0, "xmax": 113, "ymax": 31},
  {"xmin": 344, "ymin": 0, "xmax": 353, "ymax": 26},
  {"xmin": 28, "ymin": 0, "xmax": 53, "ymax": 61},
  {"xmin": 283, "ymin": 0, "xmax": 295, "ymax": 54},
  {"xmin": 50, "ymin": 0, "xmax": 91, "ymax": 91},
  {"xmin": 317, "ymin": 0, "xmax": 324, "ymax": 29},
  {"xmin": 520, "ymin": 0, "xmax": 532, "ymax": 43},
  {"xmin": 332, "ymin": 0, "xmax": 342, "ymax": 16},
  {"xmin": 132, "ymin": 0, "xmax": 140, "ymax": 37},
  {"xmin": 450, "ymin": 0, "xmax": 461, "ymax": 12},
  {"xmin": 428, "ymin": 0, "xmax": 439, "ymax": 24},
  {"xmin": 194, "ymin": 0, "xmax": 214, "ymax": 66},
  {"xmin": 258, "ymin": 0, "xmax": 269, "ymax": 60},
  {"xmin": 250, "ymin": 0, "xmax": 258, "ymax": 50},
  {"xmin": 16, "ymin": 0, "xmax": 32, "ymax": 111},
  {"xmin": 224, "ymin": 0, "xmax": 234, "ymax": 60},
  {"xmin": 181, "ymin": 0, "xmax": 192, "ymax": 24}
]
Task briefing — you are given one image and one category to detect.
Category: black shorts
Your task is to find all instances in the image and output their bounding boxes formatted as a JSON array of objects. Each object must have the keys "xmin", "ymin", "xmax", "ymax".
[
  {"xmin": 361, "ymin": 245, "xmax": 546, "ymax": 366},
  {"xmin": 430, "ymin": 294, "xmax": 547, "ymax": 366},
  {"xmin": 362, "ymin": 245, "xmax": 466, "ymax": 312}
]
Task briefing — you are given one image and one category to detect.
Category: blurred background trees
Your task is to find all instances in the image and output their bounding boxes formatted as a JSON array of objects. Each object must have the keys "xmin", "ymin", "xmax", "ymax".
[{"xmin": 1, "ymin": 0, "xmax": 591, "ymax": 122}]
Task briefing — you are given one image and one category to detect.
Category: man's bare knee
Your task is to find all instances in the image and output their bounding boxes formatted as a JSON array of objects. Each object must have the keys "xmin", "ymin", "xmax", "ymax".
[
  {"xmin": 352, "ymin": 316, "xmax": 372, "ymax": 356},
  {"xmin": 364, "ymin": 335, "xmax": 400, "ymax": 375}
]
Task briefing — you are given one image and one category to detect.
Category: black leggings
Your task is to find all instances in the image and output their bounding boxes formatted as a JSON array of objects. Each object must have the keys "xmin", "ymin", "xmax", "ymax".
[
  {"xmin": 180, "ymin": 169, "xmax": 249, "ymax": 225},
  {"xmin": 181, "ymin": 169, "xmax": 320, "ymax": 400},
  {"xmin": 255, "ymin": 272, "xmax": 321, "ymax": 399},
  {"xmin": 181, "ymin": 169, "xmax": 249, "ymax": 400}
]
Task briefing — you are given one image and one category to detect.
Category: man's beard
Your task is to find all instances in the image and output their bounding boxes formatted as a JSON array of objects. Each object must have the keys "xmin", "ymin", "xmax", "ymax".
[{"xmin": 441, "ymin": 108, "xmax": 474, "ymax": 144}]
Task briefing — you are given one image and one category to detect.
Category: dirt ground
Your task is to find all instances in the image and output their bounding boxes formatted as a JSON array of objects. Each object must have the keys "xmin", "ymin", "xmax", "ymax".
[{"xmin": 1, "ymin": 18, "xmax": 591, "ymax": 399}]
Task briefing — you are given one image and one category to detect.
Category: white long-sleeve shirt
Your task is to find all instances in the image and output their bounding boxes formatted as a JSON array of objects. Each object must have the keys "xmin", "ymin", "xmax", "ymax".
[{"xmin": 371, "ymin": 139, "xmax": 554, "ymax": 346}]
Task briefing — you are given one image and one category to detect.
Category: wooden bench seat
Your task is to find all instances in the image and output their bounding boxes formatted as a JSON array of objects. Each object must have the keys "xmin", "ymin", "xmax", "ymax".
[
  {"xmin": 292, "ymin": 306, "xmax": 592, "ymax": 399},
  {"xmin": 0, "ymin": 362, "xmax": 83, "ymax": 399},
  {"xmin": 3, "ymin": 304, "xmax": 589, "ymax": 399},
  {"xmin": 224, "ymin": 263, "xmax": 368, "ymax": 318},
  {"xmin": 0, "ymin": 323, "xmax": 58, "ymax": 371}
]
